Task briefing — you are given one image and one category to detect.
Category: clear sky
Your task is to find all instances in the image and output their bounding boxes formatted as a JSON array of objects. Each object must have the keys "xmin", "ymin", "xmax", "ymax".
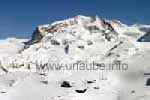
[{"xmin": 0, "ymin": 0, "xmax": 150, "ymax": 39}]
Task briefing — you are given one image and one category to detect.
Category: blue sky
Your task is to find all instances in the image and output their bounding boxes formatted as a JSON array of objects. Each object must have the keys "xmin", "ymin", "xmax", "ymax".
[{"xmin": 0, "ymin": 0, "xmax": 150, "ymax": 39}]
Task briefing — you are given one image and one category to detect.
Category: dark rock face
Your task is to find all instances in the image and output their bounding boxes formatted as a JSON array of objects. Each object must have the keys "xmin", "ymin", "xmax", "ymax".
[
  {"xmin": 51, "ymin": 40, "xmax": 60, "ymax": 45},
  {"xmin": 75, "ymin": 89, "xmax": 87, "ymax": 93},
  {"xmin": 30, "ymin": 27, "xmax": 44, "ymax": 44},
  {"xmin": 64, "ymin": 45, "xmax": 69, "ymax": 54},
  {"xmin": 146, "ymin": 78, "xmax": 150, "ymax": 86},
  {"xmin": 41, "ymin": 81, "xmax": 48, "ymax": 84},
  {"xmin": 94, "ymin": 87, "xmax": 100, "ymax": 90},
  {"xmin": 61, "ymin": 81, "xmax": 72, "ymax": 88},
  {"xmin": 78, "ymin": 45, "xmax": 84, "ymax": 50},
  {"xmin": 0, "ymin": 91, "xmax": 6, "ymax": 94},
  {"xmin": 86, "ymin": 80, "xmax": 96, "ymax": 84},
  {"xmin": 25, "ymin": 27, "xmax": 45, "ymax": 45},
  {"xmin": 137, "ymin": 32, "xmax": 150, "ymax": 42}
]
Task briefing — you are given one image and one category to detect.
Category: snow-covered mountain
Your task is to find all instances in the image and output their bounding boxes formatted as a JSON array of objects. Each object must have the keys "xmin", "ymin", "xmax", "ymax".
[
  {"xmin": 0, "ymin": 15, "xmax": 149, "ymax": 73},
  {"xmin": 0, "ymin": 15, "xmax": 150, "ymax": 100}
]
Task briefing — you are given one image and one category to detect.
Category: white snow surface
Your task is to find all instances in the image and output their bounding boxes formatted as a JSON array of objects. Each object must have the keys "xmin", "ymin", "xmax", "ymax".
[{"xmin": 0, "ymin": 15, "xmax": 150, "ymax": 100}]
